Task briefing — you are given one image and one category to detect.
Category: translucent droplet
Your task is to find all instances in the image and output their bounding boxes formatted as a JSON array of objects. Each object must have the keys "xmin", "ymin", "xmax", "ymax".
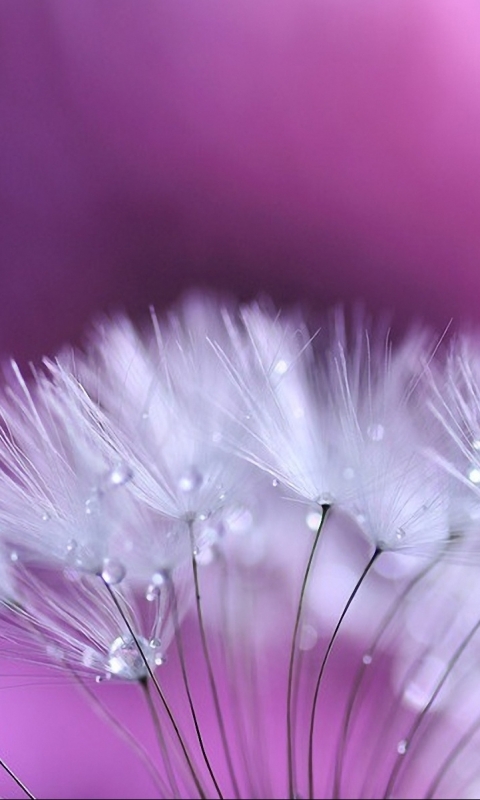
[
  {"xmin": 274, "ymin": 359, "xmax": 288, "ymax": 375},
  {"xmin": 141, "ymin": 411, "xmax": 149, "ymax": 420},
  {"xmin": 85, "ymin": 493, "xmax": 101, "ymax": 516},
  {"xmin": 9, "ymin": 551, "xmax": 18, "ymax": 563},
  {"xmin": 106, "ymin": 634, "xmax": 156, "ymax": 681},
  {"xmin": 149, "ymin": 638, "xmax": 164, "ymax": 666},
  {"xmin": 41, "ymin": 512, "xmax": 50, "ymax": 522},
  {"xmin": 179, "ymin": 468, "xmax": 202, "ymax": 492},
  {"xmin": 473, "ymin": 439, "xmax": 480, "ymax": 451},
  {"xmin": 395, "ymin": 527, "xmax": 406, "ymax": 542},
  {"xmin": 318, "ymin": 492, "xmax": 334, "ymax": 505},
  {"xmin": 225, "ymin": 504, "xmax": 253, "ymax": 534},
  {"xmin": 272, "ymin": 478, "xmax": 279, "ymax": 488},
  {"xmin": 362, "ymin": 653, "xmax": 372, "ymax": 665},
  {"xmin": 101, "ymin": 558, "xmax": 126, "ymax": 585},
  {"xmin": 306, "ymin": 511, "xmax": 322, "ymax": 531},
  {"xmin": 195, "ymin": 545, "xmax": 216, "ymax": 566},
  {"xmin": 95, "ymin": 673, "xmax": 111, "ymax": 684},
  {"xmin": 107, "ymin": 462, "xmax": 133, "ymax": 488},
  {"xmin": 66, "ymin": 539, "xmax": 77, "ymax": 555},
  {"xmin": 397, "ymin": 739, "xmax": 408, "ymax": 755},
  {"xmin": 469, "ymin": 467, "xmax": 480, "ymax": 485},
  {"xmin": 367, "ymin": 423, "xmax": 385, "ymax": 441},
  {"xmin": 146, "ymin": 570, "xmax": 167, "ymax": 601}
]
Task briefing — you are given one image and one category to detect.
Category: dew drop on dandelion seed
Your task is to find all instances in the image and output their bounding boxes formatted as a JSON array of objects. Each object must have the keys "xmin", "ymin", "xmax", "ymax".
[
  {"xmin": 397, "ymin": 739, "xmax": 408, "ymax": 755},
  {"xmin": 101, "ymin": 558, "xmax": 126, "ymax": 585},
  {"xmin": 273, "ymin": 359, "xmax": 288, "ymax": 375},
  {"xmin": 272, "ymin": 478, "xmax": 279, "ymax": 487},
  {"xmin": 469, "ymin": 467, "xmax": 480, "ymax": 485},
  {"xmin": 318, "ymin": 492, "xmax": 334, "ymax": 505},
  {"xmin": 178, "ymin": 468, "xmax": 202, "ymax": 492},
  {"xmin": 149, "ymin": 638, "xmax": 164, "ymax": 666},
  {"xmin": 367, "ymin": 423, "xmax": 385, "ymax": 441},
  {"xmin": 225, "ymin": 504, "xmax": 253, "ymax": 534},
  {"xmin": 107, "ymin": 462, "xmax": 133, "ymax": 488},
  {"xmin": 9, "ymin": 551, "xmax": 18, "ymax": 563},
  {"xmin": 363, "ymin": 653, "xmax": 372, "ymax": 665},
  {"xmin": 146, "ymin": 570, "xmax": 166, "ymax": 601},
  {"xmin": 107, "ymin": 635, "xmax": 157, "ymax": 681},
  {"xmin": 306, "ymin": 511, "xmax": 322, "ymax": 531},
  {"xmin": 395, "ymin": 527, "xmax": 406, "ymax": 542}
]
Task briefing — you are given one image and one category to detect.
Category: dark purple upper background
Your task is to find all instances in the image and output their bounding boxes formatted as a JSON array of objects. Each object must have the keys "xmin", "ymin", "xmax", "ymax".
[{"xmin": 0, "ymin": 1, "xmax": 479, "ymax": 797}]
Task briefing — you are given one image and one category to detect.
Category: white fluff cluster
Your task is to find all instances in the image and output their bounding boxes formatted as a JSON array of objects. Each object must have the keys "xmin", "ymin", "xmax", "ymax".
[{"xmin": 0, "ymin": 294, "xmax": 476, "ymax": 683}]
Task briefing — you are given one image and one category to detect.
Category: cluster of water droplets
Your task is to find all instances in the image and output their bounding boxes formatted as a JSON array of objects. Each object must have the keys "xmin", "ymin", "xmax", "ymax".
[{"xmin": 103, "ymin": 634, "xmax": 164, "ymax": 681}]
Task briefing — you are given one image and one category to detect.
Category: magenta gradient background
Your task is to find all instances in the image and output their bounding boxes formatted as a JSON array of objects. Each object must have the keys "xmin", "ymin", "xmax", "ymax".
[{"xmin": 1, "ymin": 1, "xmax": 480, "ymax": 797}]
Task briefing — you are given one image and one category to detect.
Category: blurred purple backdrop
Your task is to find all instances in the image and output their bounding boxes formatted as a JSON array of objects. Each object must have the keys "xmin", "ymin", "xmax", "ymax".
[{"xmin": 1, "ymin": 1, "xmax": 480, "ymax": 796}]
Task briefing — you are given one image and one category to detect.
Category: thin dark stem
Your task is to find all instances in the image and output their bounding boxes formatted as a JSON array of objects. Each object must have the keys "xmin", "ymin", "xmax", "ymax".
[
  {"xmin": 307, "ymin": 548, "xmax": 381, "ymax": 800},
  {"xmin": 169, "ymin": 575, "xmax": 224, "ymax": 799},
  {"xmin": 102, "ymin": 579, "xmax": 206, "ymax": 799},
  {"xmin": 141, "ymin": 678, "xmax": 182, "ymax": 799},
  {"xmin": 333, "ymin": 556, "xmax": 440, "ymax": 798},
  {"xmin": 71, "ymin": 669, "xmax": 168, "ymax": 796},
  {"xmin": 287, "ymin": 503, "xmax": 330, "ymax": 799},
  {"xmin": 189, "ymin": 525, "xmax": 241, "ymax": 799},
  {"xmin": 383, "ymin": 615, "xmax": 480, "ymax": 799},
  {"xmin": 0, "ymin": 759, "xmax": 35, "ymax": 800},
  {"xmin": 424, "ymin": 709, "xmax": 480, "ymax": 799}
]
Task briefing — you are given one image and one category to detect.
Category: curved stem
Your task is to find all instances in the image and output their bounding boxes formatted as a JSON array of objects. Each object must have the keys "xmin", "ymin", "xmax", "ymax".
[
  {"xmin": 169, "ymin": 576, "xmax": 223, "ymax": 799},
  {"xmin": 286, "ymin": 503, "xmax": 330, "ymax": 799},
  {"xmin": 102, "ymin": 579, "xmax": 206, "ymax": 799},
  {"xmin": 189, "ymin": 524, "xmax": 241, "ymax": 799},
  {"xmin": 383, "ymin": 615, "xmax": 480, "ymax": 799},
  {"xmin": 0, "ymin": 758, "xmax": 35, "ymax": 800},
  {"xmin": 333, "ymin": 555, "xmax": 439, "ymax": 798},
  {"xmin": 307, "ymin": 548, "xmax": 381, "ymax": 800}
]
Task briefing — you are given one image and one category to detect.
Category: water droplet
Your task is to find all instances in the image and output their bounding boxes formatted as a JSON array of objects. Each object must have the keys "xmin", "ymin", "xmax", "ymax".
[
  {"xmin": 107, "ymin": 462, "xmax": 133, "ymax": 488},
  {"xmin": 272, "ymin": 478, "xmax": 279, "ymax": 488},
  {"xmin": 397, "ymin": 739, "xmax": 408, "ymax": 755},
  {"xmin": 225, "ymin": 505, "xmax": 253, "ymax": 534},
  {"xmin": 101, "ymin": 558, "xmax": 126, "ymax": 585},
  {"xmin": 178, "ymin": 468, "xmax": 202, "ymax": 493},
  {"xmin": 66, "ymin": 539, "xmax": 77, "ymax": 555},
  {"xmin": 473, "ymin": 439, "xmax": 480, "ymax": 451},
  {"xmin": 146, "ymin": 570, "xmax": 167, "ymax": 601},
  {"xmin": 318, "ymin": 492, "xmax": 334, "ymax": 505},
  {"xmin": 195, "ymin": 545, "xmax": 216, "ymax": 566},
  {"xmin": 95, "ymin": 673, "xmax": 111, "ymax": 684},
  {"xmin": 141, "ymin": 411, "xmax": 149, "ymax": 420},
  {"xmin": 149, "ymin": 638, "xmax": 164, "ymax": 666},
  {"xmin": 306, "ymin": 511, "xmax": 322, "ymax": 531},
  {"xmin": 106, "ymin": 634, "xmax": 156, "ymax": 681},
  {"xmin": 367, "ymin": 423, "xmax": 385, "ymax": 442},
  {"xmin": 274, "ymin": 359, "xmax": 288, "ymax": 375},
  {"xmin": 85, "ymin": 493, "xmax": 101, "ymax": 516},
  {"xmin": 41, "ymin": 512, "xmax": 50, "ymax": 522},
  {"xmin": 395, "ymin": 527, "xmax": 406, "ymax": 542},
  {"xmin": 469, "ymin": 467, "xmax": 480, "ymax": 485},
  {"xmin": 9, "ymin": 551, "xmax": 18, "ymax": 563},
  {"xmin": 363, "ymin": 653, "xmax": 372, "ymax": 665}
]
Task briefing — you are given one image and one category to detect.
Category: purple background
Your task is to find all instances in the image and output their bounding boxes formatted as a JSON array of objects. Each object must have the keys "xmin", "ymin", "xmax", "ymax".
[{"xmin": 0, "ymin": 1, "xmax": 480, "ymax": 796}]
